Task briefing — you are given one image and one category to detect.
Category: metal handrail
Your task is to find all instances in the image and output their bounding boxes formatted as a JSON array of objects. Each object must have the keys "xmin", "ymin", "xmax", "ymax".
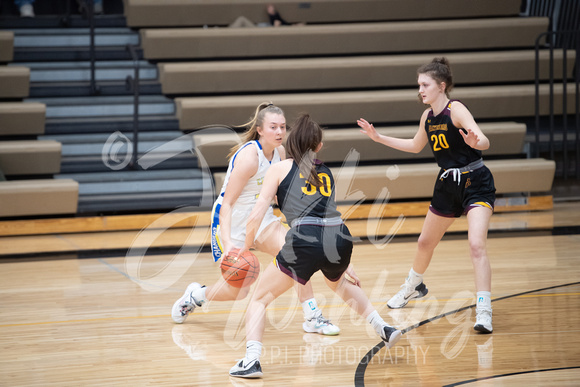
[
  {"xmin": 126, "ymin": 44, "xmax": 141, "ymax": 170},
  {"xmin": 87, "ymin": 0, "xmax": 99, "ymax": 96},
  {"xmin": 534, "ymin": 29, "xmax": 580, "ymax": 179},
  {"xmin": 84, "ymin": 0, "xmax": 140, "ymax": 169}
]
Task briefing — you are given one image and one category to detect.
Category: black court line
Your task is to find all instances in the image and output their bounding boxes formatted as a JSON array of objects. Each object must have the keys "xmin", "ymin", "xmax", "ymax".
[{"xmin": 354, "ymin": 281, "xmax": 580, "ymax": 387}]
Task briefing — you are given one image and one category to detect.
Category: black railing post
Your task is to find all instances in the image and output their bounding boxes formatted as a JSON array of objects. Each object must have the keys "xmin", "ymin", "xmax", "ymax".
[
  {"xmin": 548, "ymin": 38, "xmax": 555, "ymax": 161},
  {"xmin": 127, "ymin": 45, "xmax": 141, "ymax": 170},
  {"xmin": 534, "ymin": 32, "xmax": 544, "ymax": 158},
  {"xmin": 562, "ymin": 42, "xmax": 568, "ymax": 178},
  {"xmin": 576, "ymin": 29, "xmax": 580, "ymax": 178},
  {"xmin": 531, "ymin": 1, "xmax": 580, "ymax": 179},
  {"xmin": 60, "ymin": 0, "xmax": 73, "ymax": 27},
  {"xmin": 88, "ymin": 0, "xmax": 99, "ymax": 95}
]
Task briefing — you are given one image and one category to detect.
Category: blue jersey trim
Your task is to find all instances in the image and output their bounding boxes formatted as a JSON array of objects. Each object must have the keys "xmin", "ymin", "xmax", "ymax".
[{"xmin": 231, "ymin": 141, "xmax": 255, "ymax": 173}]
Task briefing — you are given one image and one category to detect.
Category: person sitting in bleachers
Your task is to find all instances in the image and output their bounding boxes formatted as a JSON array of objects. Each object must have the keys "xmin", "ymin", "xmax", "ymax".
[{"xmin": 228, "ymin": 4, "xmax": 304, "ymax": 28}]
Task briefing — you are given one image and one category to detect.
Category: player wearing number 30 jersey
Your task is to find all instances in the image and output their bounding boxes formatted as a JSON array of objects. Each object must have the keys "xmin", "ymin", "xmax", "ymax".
[
  {"xmin": 274, "ymin": 160, "xmax": 349, "ymax": 285},
  {"xmin": 229, "ymin": 113, "xmax": 401, "ymax": 379}
]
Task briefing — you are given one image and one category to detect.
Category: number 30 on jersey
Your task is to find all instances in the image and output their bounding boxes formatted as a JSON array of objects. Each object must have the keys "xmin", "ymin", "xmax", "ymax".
[{"xmin": 300, "ymin": 173, "xmax": 332, "ymax": 197}]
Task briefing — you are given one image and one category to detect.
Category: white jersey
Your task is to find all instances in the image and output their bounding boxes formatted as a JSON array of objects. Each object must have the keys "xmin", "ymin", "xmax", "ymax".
[
  {"xmin": 218, "ymin": 140, "xmax": 280, "ymax": 206},
  {"xmin": 211, "ymin": 140, "xmax": 281, "ymax": 261}
]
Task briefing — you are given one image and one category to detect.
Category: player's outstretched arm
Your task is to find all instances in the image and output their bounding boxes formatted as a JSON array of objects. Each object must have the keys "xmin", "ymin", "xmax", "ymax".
[{"xmin": 358, "ymin": 116, "xmax": 428, "ymax": 154}]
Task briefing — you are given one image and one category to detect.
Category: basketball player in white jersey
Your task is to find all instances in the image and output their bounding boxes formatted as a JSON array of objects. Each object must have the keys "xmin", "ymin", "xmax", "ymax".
[{"xmin": 171, "ymin": 102, "xmax": 341, "ymax": 336}]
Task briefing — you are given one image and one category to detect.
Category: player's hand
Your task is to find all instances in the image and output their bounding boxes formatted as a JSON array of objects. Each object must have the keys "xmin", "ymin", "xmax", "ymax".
[
  {"xmin": 357, "ymin": 118, "xmax": 380, "ymax": 142},
  {"xmin": 224, "ymin": 242, "xmax": 239, "ymax": 258},
  {"xmin": 236, "ymin": 244, "xmax": 251, "ymax": 258},
  {"xmin": 345, "ymin": 264, "xmax": 361, "ymax": 287},
  {"xmin": 460, "ymin": 128, "xmax": 480, "ymax": 148}
]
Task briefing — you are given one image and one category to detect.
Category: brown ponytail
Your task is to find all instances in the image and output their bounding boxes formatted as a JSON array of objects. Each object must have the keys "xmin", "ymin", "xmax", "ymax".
[{"xmin": 285, "ymin": 113, "xmax": 323, "ymax": 187}]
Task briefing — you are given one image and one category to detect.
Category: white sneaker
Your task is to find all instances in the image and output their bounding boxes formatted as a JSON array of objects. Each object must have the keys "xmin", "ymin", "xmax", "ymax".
[
  {"xmin": 171, "ymin": 282, "xmax": 204, "ymax": 324},
  {"xmin": 474, "ymin": 307, "xmax": 493, "ymax": 333},
  {"xmin": 229, "ymin": 358, "xmax": 263, "ymax": 378},
  {"xmin": 387, "ymin": 280, "xmax": 428, "ymax": 309},
  {"xmin": 303, "ymin": 312, "xmax": 340, "ymax": 336},
  {"xmin": 19, "ymin": 4, "xmax": 35, "ymax": 17},
  {"xmin": 380, "ymin": 325, "xmax": 402, "ymax": 349}
]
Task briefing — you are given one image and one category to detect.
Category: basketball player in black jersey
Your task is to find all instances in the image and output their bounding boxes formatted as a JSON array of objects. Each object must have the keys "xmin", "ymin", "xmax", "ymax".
[
  {"xmin": 358, "ymin": 57, "xmax": 495, "ymax": 334},
  {"xmin": 229, "ymin": 113, "xmax": 402, "ymax": 378}
]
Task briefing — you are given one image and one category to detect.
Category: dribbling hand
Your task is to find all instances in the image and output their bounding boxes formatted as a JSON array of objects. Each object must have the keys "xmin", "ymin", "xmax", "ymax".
[{"xmin": 236, "ymin": 244, "xmax": 252, "ymax": 258}]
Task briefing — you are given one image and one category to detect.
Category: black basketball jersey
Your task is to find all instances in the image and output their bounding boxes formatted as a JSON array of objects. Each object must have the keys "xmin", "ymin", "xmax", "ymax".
[
  {"xmin": 277, "ymin": 161, "xmax": 342, "ymax": 225},
  {"xmin": 424, "ymin": 100, "xmax": 482, "ymax": 169}
]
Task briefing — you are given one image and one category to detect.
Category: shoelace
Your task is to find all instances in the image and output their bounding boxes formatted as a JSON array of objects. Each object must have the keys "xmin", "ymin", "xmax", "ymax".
[
  {"xmin": 476, "ymin": 309, "xmax": 492, "ymax": 321},
  {"xmin": 180, "ymin": 294, "xmax": 198, "ymax": 316},
  {"xmin": 313, "ymin": 315, "xmax": 332, "ymax": 327},
  {"xmin": 399, "ymin": 281, "xmax": 415, "ymax": 295},
  {"xmin": 180, "ymin": 302, "xmax": 194, "ymax": 316}
]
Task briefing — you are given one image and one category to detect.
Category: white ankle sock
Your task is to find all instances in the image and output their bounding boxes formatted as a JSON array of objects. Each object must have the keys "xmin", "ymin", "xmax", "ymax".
[
  {"xmin": 302, "ymin": 298, "xmax": 319, "ymax": 320},
  {"xmin": 245, "ymin": 340, "xmax": 263, "ymax": 362},
  {"xmin": 407, "ymin": 268, "xmax": 423, "ymax": 286},
  {"xmin": 476, "ymin": 291, "xmax": 492, "ymax": 310},
  {"xmin": 366, "ymin": 310, "xmax": 387, "ymax": 336}
]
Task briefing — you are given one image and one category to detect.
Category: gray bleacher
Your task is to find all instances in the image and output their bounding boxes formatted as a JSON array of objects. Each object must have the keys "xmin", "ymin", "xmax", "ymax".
[{"xmin": 0, "ymin": 0, "xmax": 567, "ymax": 217}]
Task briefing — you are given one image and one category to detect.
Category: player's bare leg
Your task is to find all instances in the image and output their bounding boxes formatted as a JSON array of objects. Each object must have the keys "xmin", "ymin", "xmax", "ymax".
[
  {"xmin": 388, "ymin": 210, "xmax": 455, "ymax": 308},
  {"xmin": 325, "ymin": 273, "xmax": 401, "ymax": 348},
  {"xmin": 255, "ymin": 221, "xmax": 340, "ymax": 335},
  {"xmin": 230, "ymin": 263, "xmax": 294, "ymax": 378},
  {"xmin": 467, "ymin": 206, "xmax": 494, "ymax": 333}
]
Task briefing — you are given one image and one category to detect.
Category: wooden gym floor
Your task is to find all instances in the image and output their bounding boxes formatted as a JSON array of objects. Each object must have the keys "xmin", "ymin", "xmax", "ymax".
[{"xmin": 0, "ymin": 199, "xmax": 579, "ymax": 386}]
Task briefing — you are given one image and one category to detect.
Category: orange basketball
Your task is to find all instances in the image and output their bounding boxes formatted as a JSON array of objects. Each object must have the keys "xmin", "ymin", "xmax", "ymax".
[{"xmin": 220, "ymin": 248, "xmax": 260, "ymax": 288}]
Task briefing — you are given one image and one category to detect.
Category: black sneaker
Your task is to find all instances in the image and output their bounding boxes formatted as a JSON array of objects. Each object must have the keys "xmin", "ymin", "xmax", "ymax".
[
  {"xmin": 387, "ymin": 281, "xmax": 428, "ymax": 309},
  {"xmin": 229, "ymin": 358, "xmax": 263, "ymax": 378},
  {"xmin": 380, "ymin": 326, "xmax": 402, "ymax": 349}
]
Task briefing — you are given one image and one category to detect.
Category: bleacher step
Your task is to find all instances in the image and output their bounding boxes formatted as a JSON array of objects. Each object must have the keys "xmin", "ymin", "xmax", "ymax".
[
  {"xmin": 26, "ymin": 95, "xmax": 174, "ymax": 118},
  {"xmin": 44, "ymin": 114, "xmax": 179, "ymax": 134},
  {"xmin": 55, "ymin": 169, "xmax": 213, "ymax": 214},
  {"xmin": 11, "ymin": 27, "xmax": 142, "ymax": 62},
  {"xmin": 41, "ymin": 131, "xmax": 197, "ymax": 173},
  {"xmin": 13, "ymin": 28, "xmax": 138, "ymax": 48},
  {"xmin": 15, "ymin": 60, "xmax": 156, "ymax": 82}
]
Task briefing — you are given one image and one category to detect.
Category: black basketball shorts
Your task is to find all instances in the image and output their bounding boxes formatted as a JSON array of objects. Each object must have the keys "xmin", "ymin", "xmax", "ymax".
[
  {"xmin": 430, "ymin": 165, "xmax": 496, "ymax": 218},
  {"xmin": 275, "ymin": 223, "xmax": 353, "ymax": 285}
]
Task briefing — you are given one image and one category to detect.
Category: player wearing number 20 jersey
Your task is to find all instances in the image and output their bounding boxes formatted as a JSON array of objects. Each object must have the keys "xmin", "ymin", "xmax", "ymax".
[
  {"xmin": 425, "ymin": 100, "xmax": 482, "ymax": 169},
  {"xmin": 425, "ymin": 100, "xmax": 496, "ymax": 218}
]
